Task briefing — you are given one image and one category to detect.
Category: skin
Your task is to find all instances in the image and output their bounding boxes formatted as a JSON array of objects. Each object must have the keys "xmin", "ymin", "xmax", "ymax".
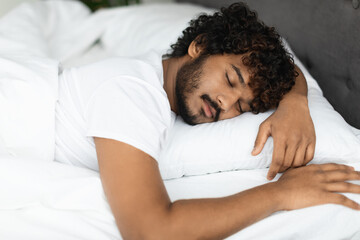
[{"xmin": 94, "ymin": 40, "xmax": 360, "ymax": 239}]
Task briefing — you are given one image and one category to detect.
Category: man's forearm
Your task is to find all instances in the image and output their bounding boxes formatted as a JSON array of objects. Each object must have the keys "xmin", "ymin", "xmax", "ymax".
[{"xmin": 152, "ymin": 182, "xmax": 282, "ymax": 240}]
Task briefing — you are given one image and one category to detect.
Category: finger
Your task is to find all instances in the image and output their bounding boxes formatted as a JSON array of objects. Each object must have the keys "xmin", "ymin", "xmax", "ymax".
[
  {"xmin": 305, "ymin": 142, "xmax": 315, "ymax": 164},
  {"xmin": 252, "ymin": 122, "xmax": 271, "ymax": 156},
  {"xmin": 319, "ymin": 163, "xmax": 355, "ymax": 172},
  {"xmin": 324, "ymin": 170, "xmax": 360, "ymax": 182},
  {"xmin": 279, "ymin": 144, "xmax": 297, "ymax": 172},
  {"xmin": 292, "ymin": 143, "xmax": 307, "ymax": 168},
  {"xmin": 326, "ymin": 182, "xmax": 360, "ymax": 194},
  {"xmin": 327, "ymin": 193, "xmax": 360, "ymax": 210},
  {"xmin": 267, "ymin": 140, "xmax": 286, "ymax": 180}
]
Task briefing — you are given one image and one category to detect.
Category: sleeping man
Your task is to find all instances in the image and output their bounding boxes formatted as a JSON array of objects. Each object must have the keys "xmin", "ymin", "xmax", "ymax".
[{"xmin": 55, "ymin": 2, "xmax": 360, "ymax": 239}]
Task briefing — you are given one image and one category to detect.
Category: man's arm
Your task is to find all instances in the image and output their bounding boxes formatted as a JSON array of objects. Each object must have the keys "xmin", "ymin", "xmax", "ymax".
[
  {"xmin": 252, "ymin": 65, "xmax": 316, "ymax": 180},
  {"xmin": 95, "ymin": 137, "xmax": 360, "ymax": 240}
]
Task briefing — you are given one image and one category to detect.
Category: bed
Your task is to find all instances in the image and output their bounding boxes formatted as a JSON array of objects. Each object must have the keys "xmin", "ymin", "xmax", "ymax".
[{"xmin": 0, "ymin": 0, "xmax": 360, "ymax": 239}]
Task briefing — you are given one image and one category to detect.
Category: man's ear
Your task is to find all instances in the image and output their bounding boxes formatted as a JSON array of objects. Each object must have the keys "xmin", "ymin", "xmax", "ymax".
[{"xmin": 188, "ymin": 35, "xmax": 205, "ymax": 58}]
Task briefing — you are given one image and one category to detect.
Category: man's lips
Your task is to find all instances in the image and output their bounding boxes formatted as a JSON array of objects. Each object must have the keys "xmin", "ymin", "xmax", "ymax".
[{"xmin": 203, "ymin": 99, "xmax": 215, "ymax": 119}]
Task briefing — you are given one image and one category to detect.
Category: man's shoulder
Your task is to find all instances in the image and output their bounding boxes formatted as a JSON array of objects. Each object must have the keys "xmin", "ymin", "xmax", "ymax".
[
  {"xmin": 97, "ymin": 51, "xmax": 163, "ymax": 88},
  {"xmin": 71, "ymin": 51, "xmax": 163, "ymax": 93}
]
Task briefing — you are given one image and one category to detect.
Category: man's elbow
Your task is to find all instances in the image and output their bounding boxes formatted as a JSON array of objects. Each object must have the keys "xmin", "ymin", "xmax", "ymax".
[{"xmin": 118, "ymin": 212, "xmax": 180, "ymax": 240}]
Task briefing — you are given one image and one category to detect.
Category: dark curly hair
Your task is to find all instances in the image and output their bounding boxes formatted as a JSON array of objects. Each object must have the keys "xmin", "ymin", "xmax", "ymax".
[{"xmin": 165, "ymin": 2, "xmax": 298, "ymax": 113}]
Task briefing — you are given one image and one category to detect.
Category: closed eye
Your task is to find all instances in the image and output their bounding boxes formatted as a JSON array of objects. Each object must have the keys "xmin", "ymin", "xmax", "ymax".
[
  {"xmin": 226, "ymin": 72, "xmax": 233, "ymax": 87},
  {"xmin": 226, "ymin": 72, "xmax": 243, "ymax": 113}
]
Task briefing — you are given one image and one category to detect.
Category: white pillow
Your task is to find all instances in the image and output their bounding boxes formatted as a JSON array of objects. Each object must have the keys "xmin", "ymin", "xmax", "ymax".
[
  {"xmin": 100, "ymin": 3, "xmax": 360, "ymax": 179},
  {"xmin": 0, "ymin": 54, "xmax": 58, "ymax": 161},
  {"xmin": 101, "ymin": 3, "xmax": 214, "ymax": 57},
  {"xmin": 158, "ymin": 50, "xmax": 360, "ymax": 179}
]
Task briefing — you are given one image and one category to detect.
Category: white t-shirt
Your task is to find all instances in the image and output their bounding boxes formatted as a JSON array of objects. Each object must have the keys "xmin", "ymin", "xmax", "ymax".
[{"xmin": 55, "ymin": 51, "xmax": 175, "ymax": 171}]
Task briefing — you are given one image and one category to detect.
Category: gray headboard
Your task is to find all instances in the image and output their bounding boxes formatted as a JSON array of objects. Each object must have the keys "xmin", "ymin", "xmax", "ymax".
[{"xmin": 177, "ymin": 0, "xmax": 360, "ymax": 129}]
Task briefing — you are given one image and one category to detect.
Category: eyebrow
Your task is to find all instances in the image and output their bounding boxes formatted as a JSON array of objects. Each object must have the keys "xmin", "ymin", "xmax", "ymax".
[{"xmin": 231, "ymin": 64, "xmax": 246, "ymax": 87}]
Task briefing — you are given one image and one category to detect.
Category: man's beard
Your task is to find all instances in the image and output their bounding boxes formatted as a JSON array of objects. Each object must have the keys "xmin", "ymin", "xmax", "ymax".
[{"xmin": 175, "ymin": 55, "xmax": 221, "ymax": 125}]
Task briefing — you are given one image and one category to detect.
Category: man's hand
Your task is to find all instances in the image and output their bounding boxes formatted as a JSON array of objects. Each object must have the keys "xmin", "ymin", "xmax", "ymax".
[
  {"xmin": 252, "ymin": 65, "xmax": 316, "ymax": 180},
  {"xmin": 275, "ymin": 163, "xmax": 360, "ymax": 211},
  {"xmin": 252, "ymin": 94, "xmax": 316, "ymax": 180}
]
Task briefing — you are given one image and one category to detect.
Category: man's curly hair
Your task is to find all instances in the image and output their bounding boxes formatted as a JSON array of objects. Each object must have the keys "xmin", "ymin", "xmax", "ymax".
[{"xmin": 166, "ymin": 2, "xmax": 298, "ymax": 113}]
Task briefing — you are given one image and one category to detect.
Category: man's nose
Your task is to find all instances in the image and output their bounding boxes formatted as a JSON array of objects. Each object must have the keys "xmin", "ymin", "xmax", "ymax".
[{"xmin": 217, "ymin": 94, "xmax": 238, "ymax": 112}]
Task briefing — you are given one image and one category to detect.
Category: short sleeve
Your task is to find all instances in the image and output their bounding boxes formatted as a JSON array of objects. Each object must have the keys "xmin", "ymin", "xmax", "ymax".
[{"xmin": 84, "ymin": 76, "xmax": 170, "ymax": 162}]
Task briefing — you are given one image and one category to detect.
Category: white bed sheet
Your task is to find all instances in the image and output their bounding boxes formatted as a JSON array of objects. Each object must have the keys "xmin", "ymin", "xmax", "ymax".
[
  {"xmin": 1, "ymin": 156, "xmax": 360, "ymax": 240},
  {"xmin": 1, "ymin": 1, "xmax": 360, "ymax": 239}
]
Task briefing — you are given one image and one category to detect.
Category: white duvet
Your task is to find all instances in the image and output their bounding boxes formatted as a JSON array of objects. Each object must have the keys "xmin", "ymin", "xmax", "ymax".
[
  {"xmin": 1, "ymin": 156, "xmax": 360, "ymax": 240},
  {"xmin": 1, "ymin": 1, "xmax": 360, "ymax": 239}
]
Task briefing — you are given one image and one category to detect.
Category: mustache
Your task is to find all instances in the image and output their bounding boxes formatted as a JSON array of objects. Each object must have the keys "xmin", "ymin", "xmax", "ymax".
[{"xmin": 201, "ymin": 94, "xmax": 221, "ymax": 122}]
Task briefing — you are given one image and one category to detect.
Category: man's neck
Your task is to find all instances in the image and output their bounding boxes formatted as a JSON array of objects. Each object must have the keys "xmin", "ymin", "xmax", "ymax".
[{"xmin": 162, "ymin": 55, "xmax": 191, "ymax": 114}]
